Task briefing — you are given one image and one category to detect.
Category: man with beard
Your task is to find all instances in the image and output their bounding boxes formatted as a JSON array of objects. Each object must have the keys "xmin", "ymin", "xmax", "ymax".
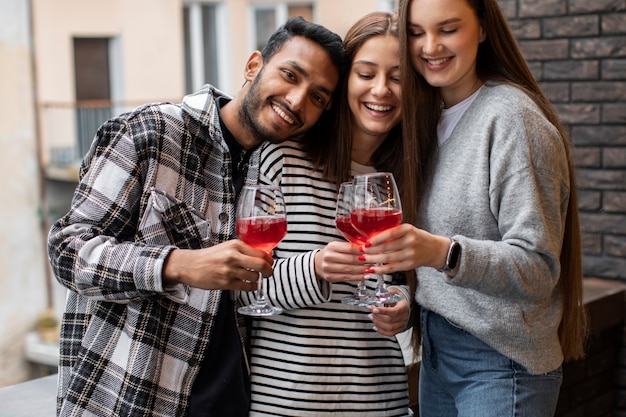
[{"xmin": 47, "ymin": 17, "xmax": 345, "ymax": 417}]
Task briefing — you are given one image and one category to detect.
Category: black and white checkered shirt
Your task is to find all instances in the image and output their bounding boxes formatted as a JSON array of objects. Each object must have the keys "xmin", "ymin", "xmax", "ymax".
[{"xmin": 48, "ymin": 85, "xmax": 260, "ymax": 416}]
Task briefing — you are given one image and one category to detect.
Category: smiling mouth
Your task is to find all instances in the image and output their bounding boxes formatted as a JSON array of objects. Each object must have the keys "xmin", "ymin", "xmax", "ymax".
[
  {"xmin": 425, "ymin": 57, "xmax": 452, "ymax": 65},
  {"xmin": 271, "ymin": 104, "xmax": 296, "ymax": 125},
  {"xmin": 364, "ymin": 103, "xmax": 393, "ymax": 112}
]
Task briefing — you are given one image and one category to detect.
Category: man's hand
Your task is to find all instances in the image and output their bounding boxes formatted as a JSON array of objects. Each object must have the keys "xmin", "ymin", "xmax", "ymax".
[{"xmin": 162, "ymin": 240, "xmax": 274, "ymax": 291}]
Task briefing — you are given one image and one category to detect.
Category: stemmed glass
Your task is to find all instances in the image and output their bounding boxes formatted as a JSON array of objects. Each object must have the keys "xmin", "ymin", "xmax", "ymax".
[
  {"xmin": 351, "ymin": 172, "xmax": 403, "ymax": 305},
  {"xmin": 335, "ymin": 182, "xmax": 376, "ymax": 306},
  {"xmin": 236, "ymin": 184, "xmax": 287, "ymax": 316}
]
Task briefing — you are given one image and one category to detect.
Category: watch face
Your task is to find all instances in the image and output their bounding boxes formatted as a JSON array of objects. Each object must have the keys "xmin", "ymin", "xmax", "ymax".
[{"xmin": 447, "ymin": 240, "xmax": 461, "ymax": 270}]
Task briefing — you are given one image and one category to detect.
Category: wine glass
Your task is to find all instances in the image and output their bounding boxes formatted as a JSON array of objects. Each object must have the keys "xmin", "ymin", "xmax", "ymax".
[
  {"xmin": 335, "ymin": 182, "xmax": 376, "ymax": 306},
  {"xmin": 236, "ymin": 184, "xmax": 287, "ymax": 316},
  {"xmin": 351, "ymin": 172, "xmax": 403, "ymax": 305}
]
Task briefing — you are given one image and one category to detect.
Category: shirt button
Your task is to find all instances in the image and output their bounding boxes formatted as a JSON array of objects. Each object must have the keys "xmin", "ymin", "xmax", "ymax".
[
  {"xmin": 220, "ymin": 166, "xmax": 227, "ymax": 176},
  {"xmin": 218, "ymin": 212, "xmax": 228, "ymax": 223}
]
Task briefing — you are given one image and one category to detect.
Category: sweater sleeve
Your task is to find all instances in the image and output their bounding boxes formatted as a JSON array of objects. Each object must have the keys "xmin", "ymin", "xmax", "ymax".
[{"xmin": 426, "ymin": 85, "xmax": 570, "ymax": 302}]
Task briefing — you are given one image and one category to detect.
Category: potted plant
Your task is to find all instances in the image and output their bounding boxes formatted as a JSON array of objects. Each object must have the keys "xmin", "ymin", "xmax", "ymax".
[{"xmin": 37, "ymin": 308, "xmax": 60, "ymax": 344}]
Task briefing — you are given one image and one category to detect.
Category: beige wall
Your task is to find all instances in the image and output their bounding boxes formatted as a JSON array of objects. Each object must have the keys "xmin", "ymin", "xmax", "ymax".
[
  {"xmin": 32, "ymin": 0, "xmax": 185, "ymax": 105},
  {"xmin": 0, "ymin": 0, "xmax": 49, "ymax": 387}
]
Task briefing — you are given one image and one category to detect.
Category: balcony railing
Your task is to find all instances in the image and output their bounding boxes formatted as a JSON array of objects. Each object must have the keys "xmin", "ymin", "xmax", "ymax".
[{"xmin": 40, "ymin": 100, "xmax": 137, "ymax": 181}]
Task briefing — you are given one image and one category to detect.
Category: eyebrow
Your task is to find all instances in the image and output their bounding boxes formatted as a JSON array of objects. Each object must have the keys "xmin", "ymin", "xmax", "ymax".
[
  {"xmin": 288, "ymin": 60, "xmax": 333, "ymax": 97},
  {"xmin": 353, "ymin": 59, "xmax": 378, "ymax": 67},
  {"xmin": 409, "ymin": 17, "xmax": 462, "ymax": 28},
  {"xmin": 353, "ymin": 60, "xmax": 400, "ymax": 71}
]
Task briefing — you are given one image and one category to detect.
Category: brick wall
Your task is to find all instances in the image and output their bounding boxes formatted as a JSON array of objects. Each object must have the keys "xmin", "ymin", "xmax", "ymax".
[
  {"xmin": 499, "ymin": 0, "xmax": 626, "ymax": 280},
  {"xmin": 500, "ymin": 2, "xmax": 626, "ymax": 415}
]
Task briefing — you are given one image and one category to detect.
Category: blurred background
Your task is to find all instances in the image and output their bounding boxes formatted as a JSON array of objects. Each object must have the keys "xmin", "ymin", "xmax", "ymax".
[
  {"xmin": 1, "ymin": 0, "xmax": 625, "ymax": 392},
  {"xmin": 0, "ymin": 0, "xmax": 398, "ymax": 387}
]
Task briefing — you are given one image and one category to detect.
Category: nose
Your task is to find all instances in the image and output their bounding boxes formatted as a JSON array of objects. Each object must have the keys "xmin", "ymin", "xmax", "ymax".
[
  {"xmin": 371, "ymin": 76, "xmax": 391, "ymax": 98},
  {"xmin": 285, "ymin": 86, "xmax": 306, "ymax": 112},
  {"xmin": 423, "ymin": 34, "xmax": 442, "ymax": 55}
]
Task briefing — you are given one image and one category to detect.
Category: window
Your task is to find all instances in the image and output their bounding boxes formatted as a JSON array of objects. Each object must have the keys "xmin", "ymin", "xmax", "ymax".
[
  {"xmin": 183, "ymin": 2, "xmax": 222, "ymax": 93},
  {"xmin": 73, "ymin": 37, "xmax": 114, "ymax": 160},
  {"xmin": 251, "ymin": 3, "xmax": 314, "ymax": 52}
]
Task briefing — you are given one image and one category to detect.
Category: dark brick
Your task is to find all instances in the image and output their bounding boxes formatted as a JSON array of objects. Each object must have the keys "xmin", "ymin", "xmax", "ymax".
[
  {"xmin": 582, "ymin": 233, "xmax": 602, "ymax": 255},
  {"xmin": 543, "ymin": 15, "xmax": 599, "ymax": 38},
  {"xmin": 578, "ymin": 168, "xmax": 626, "ymax": 190},
  {"xmin": 571, "ymin": 126, "xmax": 626, "ymax": 146},
  {"xmin": 544, "ymin": 60, "xmax": 599, "ymax": 80},
  {"xmin": 580, "ymin": 212, "xmax": 626, "ymax": 233},
  {"xmin": 499, "ymin": 0, "xmax": 517, "ymax": 18},
  {"xmin": 569, "ymin": 0, "xmax": 625, "ymax": 14},
  {"xmin": 540, "ymin": 81, "xmax": 570, "ymax": 101},
  {"xmin": 583, "ymin": 255, "xmax": 626, "ymax": 279},
  {"xmin": 519, "ymin": 39, "xmax": 569, "ymax": 59},
  {"xmin": 603, "ymin": 103, "xmax": 626, "ymax": 123},
  {"xmin": 577, "ymin": 168, "xmax": 626, "ymax": 190},
  {"xmin": 571, "ymin": 37, "xmax": 626, "ymax": 59},
  {"xmin": 604, "ymin": 191, "xmax": 626, "ymax": 212},
  {"xmin": 579, "ymin": 190, "xmax": 602, "ymax": 210},
  {"xmin": 604, "ymin": 148, "xmax": 626, "ymax": 167},
  {"xmin": 602, "ymin": 59, "xmax": 626, "ymax": 79},
  {"xmin": 519, "ymin": 0, "xmax": 566, "ymax": 17},
  {"xmin": 575, "ymin": 147, "xmax": 601, "ymax": 167},
  {"xmin": 508, "ymin": 18, "xmax": 541, "ymax": 38},
  {"xmin": 555, "ymin": 103, "xmax": 600, "ymax": 124},
  {"xmin": 606, "ymin": 235, "xmax": 626, "ymax": 257},
  {"xmin": 603, "ymin": 13, "xmax": 626, "ymax": 35},
  {"xmin": 572, "ymin": 81, "xmax": 626, "ymax": 102}
]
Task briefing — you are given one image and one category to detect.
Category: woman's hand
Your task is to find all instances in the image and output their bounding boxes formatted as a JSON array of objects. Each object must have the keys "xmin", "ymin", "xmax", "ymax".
[
  {"xmin": 368, "ymin": 289, "xmax": 410, "ymax": 336},
  {"xmin": 358, "ymin": 223, "xmax": 450, "ymax": 276},
  {"xmin": 314, "ymin": 241, "xmax": 368, "ymax": 283}
]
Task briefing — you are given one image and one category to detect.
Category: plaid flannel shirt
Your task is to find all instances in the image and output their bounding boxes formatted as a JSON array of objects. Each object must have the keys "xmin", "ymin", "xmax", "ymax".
[{"xmin": 47, "ymin": 85, "xmax": 260, "ymax": 417}]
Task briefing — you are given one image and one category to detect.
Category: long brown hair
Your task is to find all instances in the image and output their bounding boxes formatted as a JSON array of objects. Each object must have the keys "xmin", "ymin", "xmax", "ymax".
[
  {"xmin": 303, "ymin": 12, "xmax": 403, "ymax": 189},
  {"xmin": 398, "ymin": 0, "xmax": 587, "ymax": 361}
]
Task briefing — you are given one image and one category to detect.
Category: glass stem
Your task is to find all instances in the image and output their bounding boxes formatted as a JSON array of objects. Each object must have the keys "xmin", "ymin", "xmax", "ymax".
[
  {"xmin": 254, "ymin": 272, "xmax": 267, "ymax": 306},
  {"xmin": 356, "ymin": 280, "xmax": 367, "ymax": 296},
  {"xmin": 374, "ymin": 263, "xmax": 390, "ymax": 298}
]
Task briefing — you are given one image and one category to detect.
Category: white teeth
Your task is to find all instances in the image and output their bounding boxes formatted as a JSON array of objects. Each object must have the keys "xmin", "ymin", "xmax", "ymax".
[
  {"xmin": 272, "ymin": 104, "xmax": 295, "ymax": 125},
  {"xmin": 365, "ymin": 103, "xmax": 392, "ymax": 112},
  {"xmin": 428, "ymin": 57, "xmax": 450, "ymax": 65}
]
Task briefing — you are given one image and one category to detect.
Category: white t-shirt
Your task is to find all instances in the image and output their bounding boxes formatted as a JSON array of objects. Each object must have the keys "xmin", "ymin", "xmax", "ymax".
[{"xmin": 437, "ymin": 86, "xmax": 483, "ymax": 145}]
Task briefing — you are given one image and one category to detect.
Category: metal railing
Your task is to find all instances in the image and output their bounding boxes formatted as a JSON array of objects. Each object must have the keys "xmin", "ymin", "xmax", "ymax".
[{"xmin": 41, "ymin": 100, "xmax": 117, "ymax": 169}]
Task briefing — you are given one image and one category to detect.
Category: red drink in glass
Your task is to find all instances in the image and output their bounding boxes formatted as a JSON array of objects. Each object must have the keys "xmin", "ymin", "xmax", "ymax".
[
  {"xmin": 335, "ymin": 216, "xmax": 367, "ymax": 245},
  {"xmin": 350, "ymin": 208, "xmax": 402, "ymax": 238},
  {"xmin": 236, "ymin": 216, "xmax": 287, "ymax": 253}
]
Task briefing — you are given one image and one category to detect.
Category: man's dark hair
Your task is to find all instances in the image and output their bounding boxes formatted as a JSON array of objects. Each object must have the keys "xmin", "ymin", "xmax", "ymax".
[{"xmin": 261, "ymin": 16, "xmax": 346, "ymax": 77}]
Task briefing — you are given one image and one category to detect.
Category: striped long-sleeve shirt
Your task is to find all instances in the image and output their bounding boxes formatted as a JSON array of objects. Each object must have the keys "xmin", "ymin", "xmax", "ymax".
[{"xmin": 239, "ymin": 141, "xmax": 410, "ymax": 417}]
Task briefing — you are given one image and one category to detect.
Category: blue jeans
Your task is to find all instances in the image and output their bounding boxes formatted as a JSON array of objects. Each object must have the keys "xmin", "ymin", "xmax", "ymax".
[{"xmin": 419, "ymin": 308, "xmax": 562, "ymax": 417}]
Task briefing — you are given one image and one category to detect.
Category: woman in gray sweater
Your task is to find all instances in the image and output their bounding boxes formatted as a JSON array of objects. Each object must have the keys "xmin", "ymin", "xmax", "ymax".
[{"xmin": 358, "ymin": 0, "xmax": 588, "ymax": 416}]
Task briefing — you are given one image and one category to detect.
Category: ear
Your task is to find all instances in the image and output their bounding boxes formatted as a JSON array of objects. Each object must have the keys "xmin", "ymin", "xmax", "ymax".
[
  {"xmin": 244, "ymin": 50, "xmax": 263, "ymax": 82},
  {"xmin": 478, "ymin": 23, "xmax": 487, "ymax": 43}
]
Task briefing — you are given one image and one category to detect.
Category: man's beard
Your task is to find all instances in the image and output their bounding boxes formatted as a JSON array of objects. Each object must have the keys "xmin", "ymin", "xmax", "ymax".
[{"xmin": 239, "ymin": 73, "xmax": 299, "ymax": 145}]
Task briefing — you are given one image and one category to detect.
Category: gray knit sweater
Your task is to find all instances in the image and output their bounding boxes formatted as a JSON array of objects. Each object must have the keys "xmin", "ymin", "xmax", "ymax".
[{"xmin": 416, "ymin": 82, "xmax": 570, "ymax": 374}]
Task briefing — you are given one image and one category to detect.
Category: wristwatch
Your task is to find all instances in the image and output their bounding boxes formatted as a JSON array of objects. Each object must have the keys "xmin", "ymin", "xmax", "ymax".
[{"xmin": 439, "ymin": 238, "xmax": 461, "ymax": 274}]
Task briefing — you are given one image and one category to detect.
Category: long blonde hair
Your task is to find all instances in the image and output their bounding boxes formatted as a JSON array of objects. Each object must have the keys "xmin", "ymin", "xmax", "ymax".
[{"xmin": 398, "ymin": 0, "xmax": 587, "ymax": 361}]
